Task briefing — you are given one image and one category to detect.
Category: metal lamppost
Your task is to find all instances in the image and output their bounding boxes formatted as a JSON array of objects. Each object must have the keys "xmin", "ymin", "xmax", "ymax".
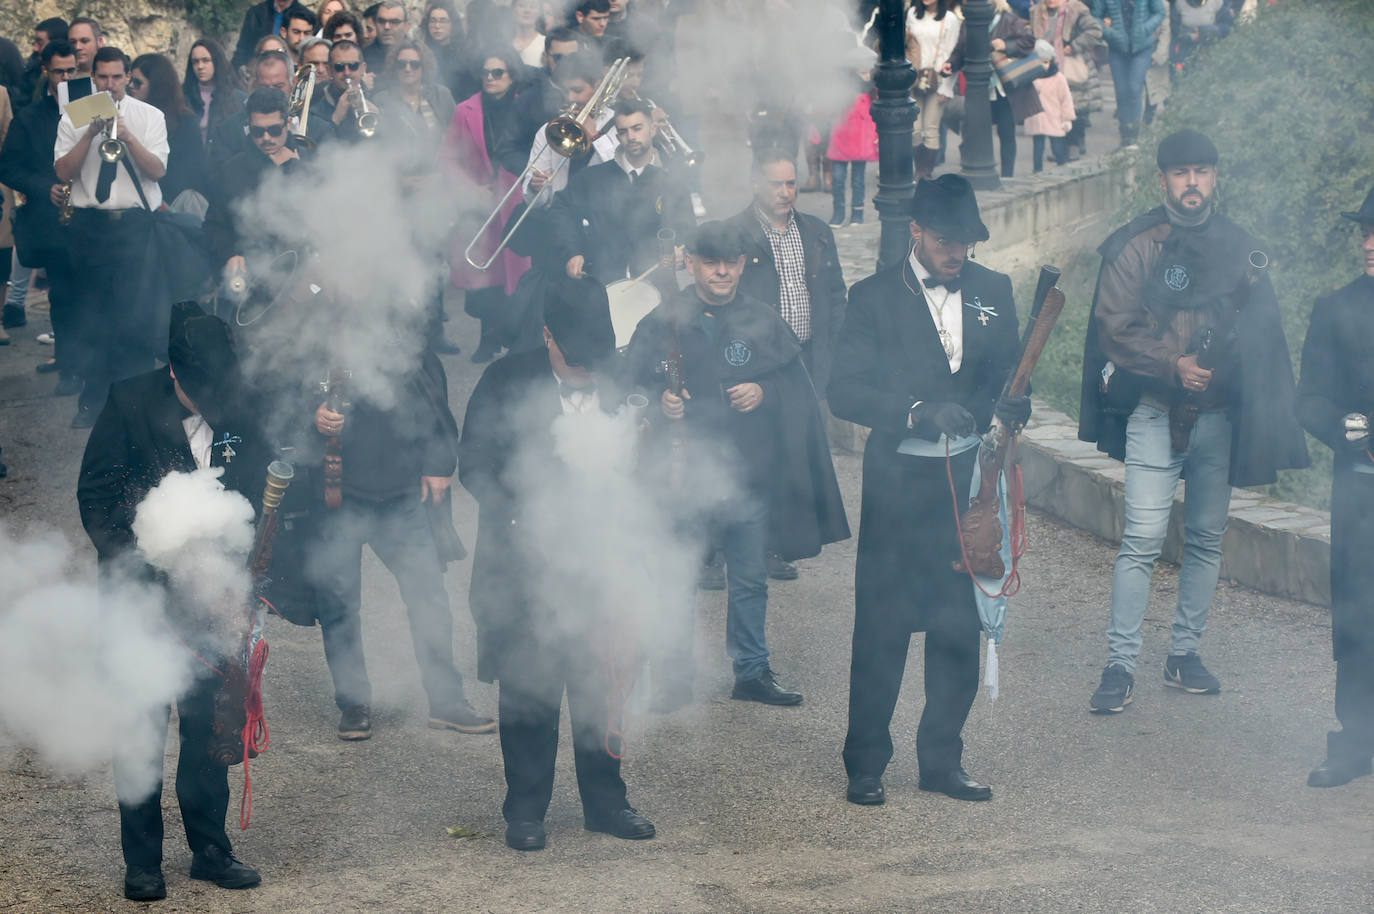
[
  {"xmin": 870, "ymin": 0, "xmax": 917, "ymax": 271},
  {"xmin": 959, "ymin": 0, "xmax": 1001, "ymax": 190}
]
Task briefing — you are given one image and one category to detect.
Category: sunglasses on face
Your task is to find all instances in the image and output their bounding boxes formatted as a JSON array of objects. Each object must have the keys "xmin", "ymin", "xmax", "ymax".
[
  {"xmin": 248, "ymin": 123, "xmax": 286, "ymax": 139},
  {"xmin": 397, "ymin": 59, "xmax": 422, "ymax": 70},
  {"xmin": 481, "ymin": 68, "xmax": 507, "ymax": 79},
  {"xmin": 333, "ymin": 61, "xmax": 362, "ymax": 72}
]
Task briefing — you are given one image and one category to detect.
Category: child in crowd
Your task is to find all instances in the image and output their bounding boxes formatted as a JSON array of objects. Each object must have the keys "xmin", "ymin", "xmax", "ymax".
[
  {"xmin": 825, "ymin": 73, "xmax": 878, "ymax": 227},
  {"xmin": 1024, "ymin": 39, "xmax": 1076, "ymax": 173}
]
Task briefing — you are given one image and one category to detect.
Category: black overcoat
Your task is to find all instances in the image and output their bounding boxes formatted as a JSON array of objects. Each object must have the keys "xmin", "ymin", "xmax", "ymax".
[
  {"xmin": 621, "ymin": 289, "xmax": 850, "ymax": 561},
  {"xmin": 0, "ymin": 93, "xmax": 63, "ymax": 265},
  {"xmin": 828, "ymin": 258, "xmax": 1019, "ymax": 633},
  {"xmin": 727, "ymin": 205, "xmax": 848, "ymax": 394},
  {"xmin": 458, "ymin": 348, "xmax": 625, "ymax": 683},
  {"xmin": 1297, "ymin": 273, "xmax": 1374, "ymax": 663}
]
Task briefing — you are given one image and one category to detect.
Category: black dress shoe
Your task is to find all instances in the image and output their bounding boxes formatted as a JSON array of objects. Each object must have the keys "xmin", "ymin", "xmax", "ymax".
[
  {"xmin": 1307, "ymin": 755, "xmax": 1372, "ymax": 788},
  {"xmin": 124, "ymin": 865, "xmax": 166, "ymax": 901},
  {"xmin": 766, "ymin": 553, "xmax": 799, "ymax": 580},
  {"xmin": 70, "ymin": 403, "xmax": 95, "ymax": 429},
  {"xmin": 338, "ymin": 704, "xmax": 372, "ymax": 740},
  {"xmin": 731, "ymin": 669, "xmax": 803, "ymax": 706},
  {"xmin": 35, "ymin": 359, "xmax": 59, "ymax": 374},
  {"xmin": 54, "ymin": 374, "xmax": 82, "ymax": 397},
  {"xmin": 847, "ymin": 775, "xmax": 885, "ymax": 806},
  {"xmin": 189, "ymin": 846, "xmax": 261, "ymax": 889},
  {"xmin": 428, "ymin": 699, "xmax": 496, "ymax": 734},
  {"xmin": 919, "ymin": 767, "xmax": 992, "ymax": 801},
  {"xmin": 584, "ymin": 807, "xmax": 655, "ymax": 840},
  {"xmin": 505, "ymin": 819, "xmax": 547, "ymax": 851}
]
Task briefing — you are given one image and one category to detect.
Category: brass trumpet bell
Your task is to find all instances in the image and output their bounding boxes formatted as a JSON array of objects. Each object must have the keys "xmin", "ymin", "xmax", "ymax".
[{"xmin": 98, "ymin": 137, "xmax": 126, "ymax": 163}]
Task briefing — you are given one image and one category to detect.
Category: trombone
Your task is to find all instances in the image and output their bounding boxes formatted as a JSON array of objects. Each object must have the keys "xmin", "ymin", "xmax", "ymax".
[
  {"xmin": 288, "ymin": 63, "xmax": 317, "ymax": 150},
  {"xmin": 463, "ymin": 57, "xmax": 630, "ymax": 271}
]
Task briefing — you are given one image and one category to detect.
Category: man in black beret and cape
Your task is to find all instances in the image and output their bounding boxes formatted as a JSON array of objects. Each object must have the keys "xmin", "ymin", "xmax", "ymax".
[
  {"xmin": 78, "ymin": 301, "xmax": 266, "ymax": 901},
  {"xmin": 1079, "ymin": 129, "xmax": 1307, "ymax": 715},
  {"xmin": 830, "ymin": 174, "xmax": 1026, "ymax": 807}
]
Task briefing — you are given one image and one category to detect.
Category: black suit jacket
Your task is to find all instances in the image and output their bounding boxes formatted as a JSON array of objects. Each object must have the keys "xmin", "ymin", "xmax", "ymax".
[
  {"xmin": 0, "ymin": 94, "xmax": 63, "ymax": 262},
  {"xmin": 232, "ymin": 0, "xmax": 314, "ymax": 70},
  {"xmin": 829, "ymin": 258, "xmax": 1020, "ymax": 632},
  {"xmin": 203, "ymin": 143, "xmax": 308, "ymax": 267},
  {"xmin": 728, "ymin": 205, "xmax": 848, "ymax": 393},
  {"xmin": 546, "ymin": 159, "xmax": 695, "ymax": 286},
  {"xmin": 458, "ymin": 348, "xmax": 624, "ymax": 682}
]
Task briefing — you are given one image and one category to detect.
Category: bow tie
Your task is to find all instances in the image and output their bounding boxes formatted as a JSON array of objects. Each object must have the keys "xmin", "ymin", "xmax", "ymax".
[
  {"xmin": 925, "ymin": 276, "xmax": 962, "ymax": 292},
  {"xmin": 559, "ymin": 381, "xmax": 597, "ymax": 400}
]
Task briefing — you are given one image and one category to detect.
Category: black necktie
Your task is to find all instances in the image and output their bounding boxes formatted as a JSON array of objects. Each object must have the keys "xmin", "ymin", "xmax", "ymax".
[
  {"xmin": 925, "ymin": 276, "xmax": 961, "ymax": 292},
  {"xmin": 95, "ymin": 158, "xmax": 117, "ymax": 203},
  {"xmin": 627, "ymin": 170, "xmax": 637, "ymax": 185}
]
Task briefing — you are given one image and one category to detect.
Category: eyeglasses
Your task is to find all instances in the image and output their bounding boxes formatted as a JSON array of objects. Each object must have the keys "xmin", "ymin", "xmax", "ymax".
[
  {"xmin": 248, "ymin": 123, "xmax": 286, "ymax": 139},
  {"xmin": 47, "ymin": 66, "xmax": 78, "ymax": 77},
  {"xmin": 481, "ymin": 68, "xmax": 507, "ymax": 79},
  {"xmin": 397, "ymin": 59, "xmax": 422, "ymax": 70},
  {"xmin": 332, "ymin": 61, "xmax": 362, "ymax": 72}
]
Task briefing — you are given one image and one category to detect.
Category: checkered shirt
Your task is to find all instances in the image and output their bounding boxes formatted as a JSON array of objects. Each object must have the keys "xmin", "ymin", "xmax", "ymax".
[{"xmin": 755, "ymin": 206, "xmax": 812, "ymax": 342}]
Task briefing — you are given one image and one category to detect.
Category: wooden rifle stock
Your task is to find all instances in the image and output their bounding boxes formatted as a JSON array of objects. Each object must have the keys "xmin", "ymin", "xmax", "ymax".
[
  {"xmin": 319, "ymin": 369, "xmax": 351, "ymax": 510},
  {"xmin": 953, "ymin": 266, "xmax": 1066, "ymax": 579}
]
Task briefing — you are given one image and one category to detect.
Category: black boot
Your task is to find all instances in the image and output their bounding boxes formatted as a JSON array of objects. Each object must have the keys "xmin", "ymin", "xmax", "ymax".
[{"xmin": 1308, "ymin": 731, "xmax": 1374, "ymax": 788}]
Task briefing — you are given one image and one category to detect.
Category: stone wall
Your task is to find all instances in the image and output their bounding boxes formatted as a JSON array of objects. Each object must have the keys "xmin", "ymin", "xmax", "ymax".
[{"xmin": 2, "ymin": 2, "xmax": 216, "ymax": 64}]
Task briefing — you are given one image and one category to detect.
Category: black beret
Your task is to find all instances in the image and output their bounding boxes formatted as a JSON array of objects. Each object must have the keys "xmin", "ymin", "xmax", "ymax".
[
  {"xmin": 544, "ymin": 275, "xmax": 616, "ymax": 367},
  {"xmin": 1157, "ymin": 129, "xmax": 1219, "ymax": 170},
  {"xmin": 686, "ymin": 220, "xmax": 746, "ymax": 259}
]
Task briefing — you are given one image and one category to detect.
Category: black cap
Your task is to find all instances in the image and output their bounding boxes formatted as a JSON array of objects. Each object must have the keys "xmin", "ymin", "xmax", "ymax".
[
  {"xmin": 167, "ymin": 300, "xmax": 238, "ymax": 410},
  {"xmin": 544, "ymin": 276, "xmax": 615, "ymax": 367},
  {"xmin": 910, "ymin": 174, "xmax": 989, "ymax": 244},
  {"xmin": 1156, "ymin": 129, "xmax": 1219, "ymax": 171},
  {"xmin": 686, "ymin": 220, "xmax": 746, "ymax": 259},
  {"xmin": 1341, "ymin": 186, "xmax": 1374, "ymax": 224}
]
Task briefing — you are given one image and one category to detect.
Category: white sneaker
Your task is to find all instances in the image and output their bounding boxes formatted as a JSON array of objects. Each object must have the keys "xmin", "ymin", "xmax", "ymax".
[{"xmin": 36, "ymin": 332, "xmax": 55, "ymax": 345}]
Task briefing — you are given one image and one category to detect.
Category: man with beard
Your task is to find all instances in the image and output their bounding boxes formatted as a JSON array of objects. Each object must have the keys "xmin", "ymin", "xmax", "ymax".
[
  {"xmin": 309, "ymin": 40, "xmax": 374, "ymax": 145},
  {"xmin": 1079, "ymin": 129, "xmax": 1307, "ymax": 714},
  {"xmin": 547, "ymin": 98, "xmax": 693, "ymax": 286},
  {"xmin": 208, "ymin": 50, "xmax": 299, "ymax": 166},
  {"xmin": 459, "ymin": 275, "xmax": 656, "ymax": 851},
  {"xmin": 1296, "ymin": 186, "xmax": 1374, "ymax": 789},
  {"xmin": 78, "ymin": 301, "xmax": 267, "ymax": 901},
  {"xmin": 830, "ymin": 175, "xmax": 1025, "ymax": 807},
  {"xmin": 623, "ymin": 221, "xmax": 849, "ymax": 707}
]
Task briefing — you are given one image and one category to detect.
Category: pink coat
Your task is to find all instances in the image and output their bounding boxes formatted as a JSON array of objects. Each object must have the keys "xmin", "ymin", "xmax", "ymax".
[
  {"xmin": 1023, "ymin": 71, "xmax": 1077, "ymax": 138},
  {"xmin": 826, "ymin": 93, "xmax": 878, "ymax": 163},
  {"xmin": 443, "ymin": 93, "xmax": 530, "ymax": 294}
]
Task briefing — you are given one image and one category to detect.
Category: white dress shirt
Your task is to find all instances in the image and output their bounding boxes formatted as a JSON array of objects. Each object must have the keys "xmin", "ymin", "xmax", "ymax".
[
  {"xmin": 909, "ymin": 248, "xmax": 963, "ymax": 373},
  {"xmin": 182, "ymin": 414, "xmax": 214, "ymax": 470},
  {"xmin": 554, "ymin": 371, "xmax": 601, "ymax": 416},
  {"xmin": 522, "ymin": 108, "xmax": 619, "ymax": 204},
  {"xmin": 54, "ymin": 93, "xmax": 168, "ymax": 210}
]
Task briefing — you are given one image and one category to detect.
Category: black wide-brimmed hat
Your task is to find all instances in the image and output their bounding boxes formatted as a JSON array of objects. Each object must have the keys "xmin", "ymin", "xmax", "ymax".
[
  {"xmin": 167, "ymin": 300, "xmax": 239, "ymax": 409},
  {"xmin": 544, "ymin": 275, "xmax": 615, "ymax": 368},
  {"xmin": 910, "ymin": 174, "xmax": 989, "ymax": 244},
  {"xmin": 1341, "ymin": 186, "xmax": 1374, "ymax": 224}
]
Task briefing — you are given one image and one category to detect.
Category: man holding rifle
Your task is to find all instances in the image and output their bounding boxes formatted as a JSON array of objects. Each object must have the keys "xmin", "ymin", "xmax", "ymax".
[
  {"xmin": 1078, "ymin": 129, "xmax": 1307, "ymax": 715},
  {"xmin": 830, "ymin": 175, "xmax": 1026, "ymax": 807}
]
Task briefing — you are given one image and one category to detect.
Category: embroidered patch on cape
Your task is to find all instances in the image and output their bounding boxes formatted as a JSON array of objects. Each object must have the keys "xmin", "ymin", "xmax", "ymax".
[
  {"xmin": 1163, "ymin": 264, "xmax": 1190, "ymax": 292},
  {"xmin": 724, "ymin": 339, "xmax": 752, "ymax": 366}
]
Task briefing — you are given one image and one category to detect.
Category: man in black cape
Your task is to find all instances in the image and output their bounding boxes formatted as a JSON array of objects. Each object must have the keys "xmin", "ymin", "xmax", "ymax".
[
  {"xmin": 458, "ymin": 275, "xmax": 656, "ymax": 851},
  {"xmin": 1296, "ymin": 185, "xmax": 1374, "ymax": 788},
  {"xmin": 622, "ymin": 220, "xmax": 849, "ymax": 708},
  {"xmin": 829, "ymin": 174, "xmax": 1026, "ymax": 807},
  {"xmin": 78, "ymin": 301, "xmax": 267, "ymax": 901},
  {"xmin": 1078, "ymin": 129, "xmax": 1308, "ymax": 715}
]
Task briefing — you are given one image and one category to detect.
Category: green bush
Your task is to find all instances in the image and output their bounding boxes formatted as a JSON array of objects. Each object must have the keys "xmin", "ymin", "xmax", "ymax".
[
  {"xmin": 185, "ymin": 0, "xmax": 255, "ymax": 39},
  {"xmin": 1031, "ymin": 0, "xmax": 1374, "ymax": 510}
]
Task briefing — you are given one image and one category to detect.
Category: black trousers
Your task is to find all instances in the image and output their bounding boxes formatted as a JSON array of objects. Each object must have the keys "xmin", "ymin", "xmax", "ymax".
[
  {"xmin": 66, "ymin": 208, "xmax": 158, "ymax": 410},
  {"xmin": 498, "ymin": 641, "xmax": 628, "ymax": 823},
  {"xmin": 115, "ymin": 670, "xmax": 231, "ymax": 869},
  {"xmin": 1333, "ymin": 655, "xmax": 1374, "ymax": 761},
  {"xmin": 843, "ymin": 606, "xmax": 981, "ymax": 780},
  {"xmin": 311, "ymin": 495, "xmax": 467, "ymax": 714},
  {"xmin": 44, "ymin": 252, "xmax": 79, "ymax": 377},
  {"xmin": 991, "ymin": 96, "xmax": 1017, "ymax": 178}
]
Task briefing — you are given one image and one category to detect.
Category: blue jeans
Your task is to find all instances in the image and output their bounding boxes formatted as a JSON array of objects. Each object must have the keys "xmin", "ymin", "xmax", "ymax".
[
  {"xmin": 719, "ymin": 496, "xmax": 770, "ymax": 681},
  {"xmin": 1107, "ymin": 46, "xmax": 1153, "ymax": 127},
  {"xmin": 1108, "ymin": 402, "xmax": 1232, "ymax": 672}
]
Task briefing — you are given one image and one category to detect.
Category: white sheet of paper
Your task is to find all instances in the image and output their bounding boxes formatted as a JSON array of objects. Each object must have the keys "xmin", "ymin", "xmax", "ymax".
[{"xmin": 63, "ymin": 91, "xmax": 116, "ymax": 128}]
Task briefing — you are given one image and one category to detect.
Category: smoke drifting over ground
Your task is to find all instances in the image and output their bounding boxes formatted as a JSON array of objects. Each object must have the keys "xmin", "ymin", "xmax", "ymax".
[{"xmin": 0, "ymin": 470, "xmax": 256, "ymax": 804}]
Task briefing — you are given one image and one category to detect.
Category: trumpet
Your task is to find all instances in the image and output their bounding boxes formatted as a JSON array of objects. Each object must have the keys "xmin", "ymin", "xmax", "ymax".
[
  {"xmin": 98, "ymin": 110, "xmax": 127, "ymax": 164},
  {"xmin": 57, "ymin": 182, "xmax": 73, "ymax": 225},
  {"xmin": 644, "ymin": 97, "xmax": 702, "ymax": 169},
  {"xmin": 463, "ymin": 57, "xmax": 631, "ymax": 271},
  {"xmin": 350, "ymin": 79, "xmax": 378, "ymax": 138},
  {"xmin": 288, "ymin": 63, "xmax": 317, "ymax": 150}
]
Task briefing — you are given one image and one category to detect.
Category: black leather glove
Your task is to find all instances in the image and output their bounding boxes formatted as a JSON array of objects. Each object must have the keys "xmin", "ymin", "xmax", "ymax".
[
  {"xmin": 915, "ymin": 401, "xmax": 977, "ymax": 439},
  {"xmin": 995, "ymin": 394, "xmax": 1032, "ymax": 429}
]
